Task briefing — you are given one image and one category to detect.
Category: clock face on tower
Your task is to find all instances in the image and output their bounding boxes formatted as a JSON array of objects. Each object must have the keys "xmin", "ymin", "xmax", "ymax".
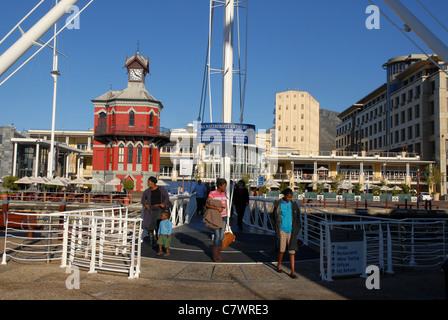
[{"xmin": 129, "ymin": 68, "xmax": 143, "ymax": 81}]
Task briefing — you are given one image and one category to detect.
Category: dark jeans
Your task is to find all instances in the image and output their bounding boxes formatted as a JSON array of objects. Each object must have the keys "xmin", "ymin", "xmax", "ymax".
[{"xmin": 196, "ymin": 197, "xmax": 206, "ymax": 214}]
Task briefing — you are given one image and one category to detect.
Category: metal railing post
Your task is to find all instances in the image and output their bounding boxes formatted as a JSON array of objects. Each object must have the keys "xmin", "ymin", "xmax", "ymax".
[
  {"xmin": 60, "ymin": 214, "xmax": 69, "ymax": 268},
  {"xmin": 88, "ymin": 218, "xmax": 98, "ymax": 274},
  {"xmin": 325, "ymin": 222, "xmax": 333, "ymax": 281},
  {"xmin": 386, "ymin": 223, "xmax": 394, "ymax": 274}
]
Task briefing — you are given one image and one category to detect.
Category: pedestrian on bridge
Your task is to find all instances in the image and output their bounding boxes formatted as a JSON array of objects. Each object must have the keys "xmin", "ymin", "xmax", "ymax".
[
  {"xmin": 233, "ymin": 180, "xmax": 249, "ymax": 230},
  {"xmin": 206, "ymin": 178, "xmax": 228, "ymax": 262},
  {"xmin": 142, "ymin": 176, "xmax": 170, "ymax": 248},
  {"xmin": 271, "ymin": 188, "xmax": 301, "ymax": 279},
  {"xmin": 192, "ymin": 179, "xmax": 207, "ymax": 215}
]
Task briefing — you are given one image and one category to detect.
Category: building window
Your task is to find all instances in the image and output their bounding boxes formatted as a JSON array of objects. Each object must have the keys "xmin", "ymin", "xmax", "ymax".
[
  {"xmin": 127, "ymin": 146, "xmax": 134, "ymax": 164},
  {"xmin": 149, "ymin": 114, "xmax": 154, "ymax": 127},
  {"xmin": 149, "ymin": 147, "xmax": 153, "ymax": 165},
  {"xmin": 118, "ymin": 145, "xmax": 124, "ymax": 163},
  {"xmin": 129, "ymin": 111, "xmax": 135, "ymax": 127},
  {"xmin": 137, "ymin": 146, "xmax": 143, "ymax": 164}
]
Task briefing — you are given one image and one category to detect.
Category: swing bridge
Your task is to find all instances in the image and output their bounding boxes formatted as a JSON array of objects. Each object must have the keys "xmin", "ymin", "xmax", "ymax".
[
  {"xmin": 1, "ymin": 194, "xmax": 447, "ymax": 281},
  {"xmin": 1, "ymin": 0, "xmax": 448, "ymax": 284}
]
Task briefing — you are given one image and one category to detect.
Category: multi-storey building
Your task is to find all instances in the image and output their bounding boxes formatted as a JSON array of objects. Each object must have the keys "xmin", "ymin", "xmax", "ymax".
[
  {"xmin": 275, "ymin": 89, "xmax": 320, "ymax": 155},
  {"xmin": 27, "ymin": 129, "xmax": 94, "ymax": 179},
  {"xmin": 92, "ymin": 52, "xmax": 170, "ymax": 192},
  {"xmin": 336, "ymin": 54, "xmax": 448, "ymax": 194}
]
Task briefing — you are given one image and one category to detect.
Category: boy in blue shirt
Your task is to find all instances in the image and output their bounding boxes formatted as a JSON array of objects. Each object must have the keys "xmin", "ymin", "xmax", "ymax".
[{"xmin": 157, "ymin": 211, "xmax": 173, "ymax": 256}]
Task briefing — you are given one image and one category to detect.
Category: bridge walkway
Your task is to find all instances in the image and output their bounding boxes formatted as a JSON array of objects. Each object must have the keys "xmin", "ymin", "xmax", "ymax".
[{"xmin": 140, "ymin": 212, "xmax": 319, "ymax": 264}]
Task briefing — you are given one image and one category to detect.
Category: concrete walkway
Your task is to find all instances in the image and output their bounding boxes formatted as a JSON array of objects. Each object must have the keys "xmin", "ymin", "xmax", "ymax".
[
  {"xmin": 0, "ymin": 249, "xmax": 445, "ymax": 301},
  {"xmin": 0, "ymin": 210, "xmax": 446, "ymax": 302}
]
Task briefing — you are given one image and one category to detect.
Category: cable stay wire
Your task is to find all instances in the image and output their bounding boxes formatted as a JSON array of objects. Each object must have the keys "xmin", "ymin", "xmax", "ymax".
[
  {"xmin": 199, "ymin": 0, "xmax": 248, "ymax": 125},
  {"xmin": 416, "ymin": 0, "xmax": 448, "ymax": 34},
  {"xmin": 369, "ymin": 0, "xmax": 448, "ymax": 77}
]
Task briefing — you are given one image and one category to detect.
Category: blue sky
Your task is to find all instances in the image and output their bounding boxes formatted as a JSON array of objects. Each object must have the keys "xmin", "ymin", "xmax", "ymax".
[{"xmin": 1, "ymin": 0, "xmax": 448, "ymax": 133}]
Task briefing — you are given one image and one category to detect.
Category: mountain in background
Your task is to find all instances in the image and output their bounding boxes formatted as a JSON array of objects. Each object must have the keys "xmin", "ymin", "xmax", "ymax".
[{"xmin": 320, "ymin": 109, "xmax": 341, "ymax": 152}]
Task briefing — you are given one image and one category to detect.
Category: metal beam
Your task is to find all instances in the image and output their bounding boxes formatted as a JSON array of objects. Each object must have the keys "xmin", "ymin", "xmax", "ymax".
[
  {"xmin": 383, "ymin": 0, "xmax": 448, "ymax": 63},
  {"xmin": 0, "ymin": 0, "xmax": 79, "ymax": 78}
]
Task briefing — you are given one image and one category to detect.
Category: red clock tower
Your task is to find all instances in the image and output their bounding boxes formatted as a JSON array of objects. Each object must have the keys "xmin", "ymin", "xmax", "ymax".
[{"xmin": 92, "ymin": 51, "xmax": 170, "ymax": 192}]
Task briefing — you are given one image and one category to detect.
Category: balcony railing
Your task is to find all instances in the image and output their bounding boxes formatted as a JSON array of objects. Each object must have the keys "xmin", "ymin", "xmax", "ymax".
[{"xmin": 95, "ymin": 124, "xmax": 170, "ymax": 138}]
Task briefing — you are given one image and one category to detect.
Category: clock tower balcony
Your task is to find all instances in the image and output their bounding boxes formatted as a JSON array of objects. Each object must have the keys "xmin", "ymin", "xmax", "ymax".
[{"xmin": 94, "ymin": 124, "xmax": 171, "ymax": 147}]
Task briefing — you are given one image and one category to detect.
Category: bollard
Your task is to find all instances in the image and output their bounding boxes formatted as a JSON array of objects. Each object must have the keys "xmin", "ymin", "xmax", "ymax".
[
  {"xmin": 344, "ymin": 199, "xmax": 347, "ymax": 208},
  {"xmin": 386, "ymin": 200, "xmax": 388, "ymax": 209},
  {"xmin": 442, "ymin": 258, "xmax": 448, "ymax": 300},
  {"xmin": 2, "ymin": 198, "xmax": 9, "ymax": 213},
  {"xmin": 1, "ymin": 198, "xmax": 9, "ymax": 230},
  {"xmin": 59, "ymin": 199, "xmax": 67, "ymax": 212},
  {"xmin": 405, "ymin": 199, "xmax": 408, "ymax": 210},
  {"xmin": 365, "ymin": 199, "xmax": 367, "ymax": 210}
]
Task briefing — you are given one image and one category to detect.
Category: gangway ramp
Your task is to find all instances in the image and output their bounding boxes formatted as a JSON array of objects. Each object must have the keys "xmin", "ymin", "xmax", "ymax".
[{"xmin": 140, "ymin": 213, "xmax": 319, "ymax": 264}]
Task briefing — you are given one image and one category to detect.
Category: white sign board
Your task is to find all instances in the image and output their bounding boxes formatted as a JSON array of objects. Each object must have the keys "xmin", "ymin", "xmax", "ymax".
[
  {"xmin": 330, "ymin": 230, "xmax": 364, "ymax": 277},
  {"xmin": 179, "ymin": 159, "xmax": 193, "ymax": 176}
]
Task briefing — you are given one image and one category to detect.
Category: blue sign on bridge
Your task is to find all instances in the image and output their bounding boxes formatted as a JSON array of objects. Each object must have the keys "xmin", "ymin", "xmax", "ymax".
[{"xmin": 199, "ymin": 123, "xmax": 256, "ymax": 145}]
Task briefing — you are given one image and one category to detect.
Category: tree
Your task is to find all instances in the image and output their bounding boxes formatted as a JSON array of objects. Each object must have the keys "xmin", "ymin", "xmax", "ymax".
[
  {"xmin": 425, "ymin": 165, "xmax": 443, "ymax": 194},
  {"xmin": 122, "ymin": 180, "xmax": 134, "ymax": 194},
  {"xmin": 2, "ymin": 176, "xmax": 20, "ymax": 191}
]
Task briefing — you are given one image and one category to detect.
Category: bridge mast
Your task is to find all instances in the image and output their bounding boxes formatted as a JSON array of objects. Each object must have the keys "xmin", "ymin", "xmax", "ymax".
[{"xmin": 221, "ymin": 0, "xmax": 235, "ymax": 193}]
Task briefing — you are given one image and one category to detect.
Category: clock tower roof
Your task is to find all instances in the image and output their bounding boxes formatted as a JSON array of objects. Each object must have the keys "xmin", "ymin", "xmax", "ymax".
[{"xmin": 125, "ymin": 52, "xmax": 150, "ymax": 73}]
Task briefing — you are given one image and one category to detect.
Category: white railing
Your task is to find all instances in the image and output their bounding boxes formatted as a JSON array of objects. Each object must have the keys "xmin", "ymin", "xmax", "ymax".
[
  {"xmin": 169, "ymin": 194, "xmax": 197, "ymax": 227},
  {"xmin": 245, "ymin": 197, "xmax": 448, "ymax": 281},
  {"xmin": 2, "ymin": 206, "xmax": 142, "ymax": 279},
  {"xmin": 133, "ymin": 194, "xmax": 197, "ymax": 229}
]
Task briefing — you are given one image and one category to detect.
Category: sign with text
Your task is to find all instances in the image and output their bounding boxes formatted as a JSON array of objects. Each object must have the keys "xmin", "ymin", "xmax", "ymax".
[
  {"xmin": 180, "ymin": 159, "xmax": 193, "ymax": 176},
  {"xmin": 199, "ymin": 123, "xmax": 256, "ymax": 145},
  {"xmin": 330, "ymin": 230, "xmax": 364, "ymax": 277},
  {"xmin": 257, "ymin": 176, "xmax": 264, "ymax": 188}
]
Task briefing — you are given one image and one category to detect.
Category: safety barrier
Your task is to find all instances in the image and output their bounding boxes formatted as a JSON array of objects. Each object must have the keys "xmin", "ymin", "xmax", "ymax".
[
  {"xmin": 169, "ymin": 194, "xmax": 197, "ymax": 227},
  {"xmin": 245, "ymin": 197, "xmax": 448, "ymax": 281},
  {"xmin": 1, "ymin": 206, "xmax": 142, "ymax": 279}
]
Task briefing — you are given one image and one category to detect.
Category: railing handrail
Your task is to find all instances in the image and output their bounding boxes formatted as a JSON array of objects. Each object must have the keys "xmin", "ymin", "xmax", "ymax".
[
  {"xmin": 246, "ymin": 197, "xmax": 448, "ymax": 281},
  {"xmin": 95, "ymin": 124, "xmax": 170, "ymax": 138},
  {"xmin": 2, "ymin": 206, "xmax": 142, "ymax": 279}
]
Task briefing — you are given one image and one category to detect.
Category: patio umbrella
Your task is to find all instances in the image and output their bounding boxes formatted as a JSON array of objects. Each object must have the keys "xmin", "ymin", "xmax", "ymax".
[
  {"xmin": 15, "ymin": 176, "xmax": 34, "ymax": 184},
  {"xmin": 86, "ymin": 178, "xmax": 105, "ymax": 185},
  {"xmin": 45, "ymin": 177, "xmax": 68, "ymax": 186},
  {"xmin": 105, "ymin": 177, "xmax": 122, "ymax": 186},
  {"xmin": 391, "ymin": 186, "xmax": 402, "ymax": 191},
  {"xmin": 380, "ymin": 185, "xmax": 392, "ymax": 191},
  {"xmin": 32, "ymin": 177, "xmax": 49, "ymax": 184},
  {"xmin": 360, "ymin": 183, "xmax": 375, "ymax": 191},
  {"xmin": 157, "ymin": 180, "xmax": 170, "ymax": 186},
  {"xmin": 264, "ymin": 179, "xmax": 280, "ymax": 188},
  {"xmin": 69, "ymin": 177, "xmax": 89, "ymax": 185},
  {"xmin": 338, "ymin": 181, "xmax": 353, "ymax": 190},
  {"xmin": 317, "ymin": 166, "xmax": 328, "ymax": 171}
]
